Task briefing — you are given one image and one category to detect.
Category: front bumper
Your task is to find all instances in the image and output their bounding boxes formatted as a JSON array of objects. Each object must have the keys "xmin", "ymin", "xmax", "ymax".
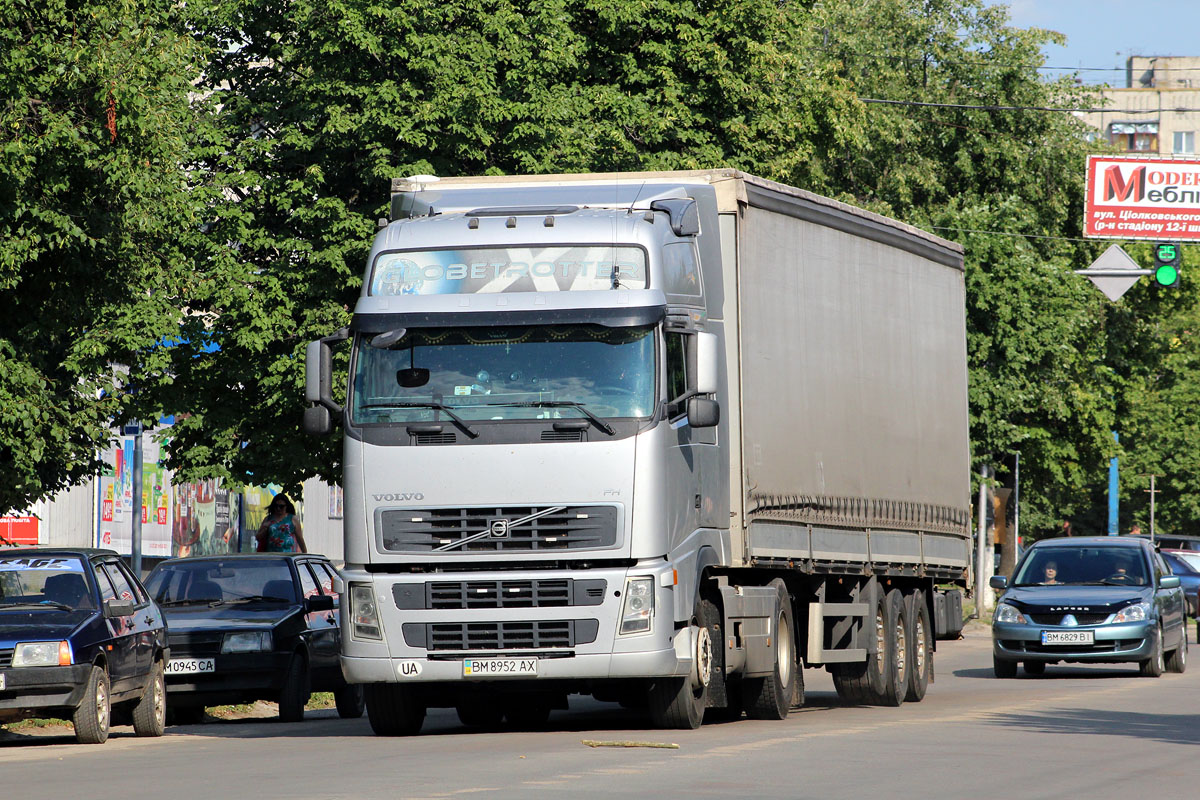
[
  {"xmin": 993, "ymin": 620, "xmax": 1157, "ymax": 663},
  {"xmin": 0, "ymin": 664, "xmax": 93, "ymax": 720},
  {"xmin": 340, "ymin": 562, "xmax": 691, "ymax": 685},
  {"xmin": 164, "ymin": 651, "xmax": 293, "ymax": 704}
]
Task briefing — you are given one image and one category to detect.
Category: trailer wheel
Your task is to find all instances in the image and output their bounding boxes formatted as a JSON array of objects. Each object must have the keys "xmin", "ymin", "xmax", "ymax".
[
  {"xmin": 365, "ymin": 683, "xmax": 426, "ymax": 736},
  {"xmin": 744, "ymin": 579, "xmax": 797, "ymax": 720},
  {"xmin": 831, "ymin": 586, "xmax": 889, "ymax": 704},
  {"xmin": 874, "ymin": 589, "xmax": 908, "ymax": 707},
  {"xmin": 648, "ymin": 595, "xmax": 719, "ymax": 729},
  {"xmin": 904, "ymin": 591, "xmax": 931, "ymax": 702}
]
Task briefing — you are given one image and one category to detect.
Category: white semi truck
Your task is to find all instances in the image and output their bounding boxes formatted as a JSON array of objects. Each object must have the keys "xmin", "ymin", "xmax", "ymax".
[{"xmin": 304, "ymin": 169, "xmax": 970, "ymax": 734}]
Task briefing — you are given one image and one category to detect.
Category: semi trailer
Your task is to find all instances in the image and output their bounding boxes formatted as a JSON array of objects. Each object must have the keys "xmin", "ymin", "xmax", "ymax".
[{"xmin": 304, "ymin": 169, "xmax": 970, "ymax": 734}]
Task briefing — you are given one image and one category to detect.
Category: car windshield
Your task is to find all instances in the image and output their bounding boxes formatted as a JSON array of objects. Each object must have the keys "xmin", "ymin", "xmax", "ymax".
[
  {"xmin": 144, "ymin": 559, "xmax": 296, "ymax": 605},
  {"xmin": 1013, "ymin": 547, "xmax": 1149, "ymax": 586},
  {"xmin": 350, "ymin": 324, "xmax": 656, "ymax": 424},
  {"xmin": 0, "ymin": 555, "xmax": 95, "ymax": 611}
]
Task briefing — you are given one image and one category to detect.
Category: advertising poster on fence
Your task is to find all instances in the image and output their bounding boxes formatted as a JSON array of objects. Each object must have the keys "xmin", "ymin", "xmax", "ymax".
[
  {"xmin": 97, "ymin": 435, "xmax": 172, "ymax": 557},
  {"xmin": 172, "ymin": 479, "xmax": 240, "ymax": 557}
]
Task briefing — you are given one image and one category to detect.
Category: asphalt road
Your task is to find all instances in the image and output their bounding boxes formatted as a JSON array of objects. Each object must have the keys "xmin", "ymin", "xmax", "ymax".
[{"xmin": 3, "ymin": 623, "xmax": 1197, "ymax": 799}]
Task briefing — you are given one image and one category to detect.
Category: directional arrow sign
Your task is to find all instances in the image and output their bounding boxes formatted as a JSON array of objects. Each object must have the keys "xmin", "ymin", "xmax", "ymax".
[{"xmin": 1074, "ymin": 244, "xmax": 1152, "ymax": 301}]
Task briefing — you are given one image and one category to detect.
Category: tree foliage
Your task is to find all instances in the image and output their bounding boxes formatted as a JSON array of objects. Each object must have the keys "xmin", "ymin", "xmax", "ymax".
[
  {"xmin": 6, "ymin": 0, "xmax": 1199, "ymax": 539},
  {"xmin": 0, "ymin": 0, "xmax": 206, "ymax": 513}
]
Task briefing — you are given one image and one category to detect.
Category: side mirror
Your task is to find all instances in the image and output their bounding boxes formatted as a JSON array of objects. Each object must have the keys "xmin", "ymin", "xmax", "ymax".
[
  {"xmin": 694, "ymin": 332, "xmax": 718, "ymax": 395},
  {"xmin": 305, "ymin": 340, "xmax": 330, "ymax": 404},
  {"xmin": 687, "ymin": 397, "xmax": 720, "ymax": 429},
  {"xmin": 989, "ymin": 575, "xmax": 1008, "ymax": 590},
  {"xmin": 1160, "ymin": 575, "xmax": 1181, "ymax": 589},
  {"xmin": 306, "ymin": 594, "xmax": 335, "ymax": 613},
  {"xmin": 303, "ymin": 405, "xmax": 331, "ymax": 436},
  {"xmin": 105, "ymin": 597, "xmax": 135, "ymax": 617}
]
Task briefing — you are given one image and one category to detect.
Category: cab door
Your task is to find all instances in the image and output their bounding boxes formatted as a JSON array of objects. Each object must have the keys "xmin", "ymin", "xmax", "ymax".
[{"xmin": 1153, "ymin": 551, "xmax": 1186, "ymax": 648}]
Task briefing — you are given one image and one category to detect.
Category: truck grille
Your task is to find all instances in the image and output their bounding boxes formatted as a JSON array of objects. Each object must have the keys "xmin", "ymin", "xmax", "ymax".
[
  {"xmin": 167, "ymin": 632, "xmax": 223, "ymax": 657},
  {"xmin": 379, "ymin": 505, "xmax": 618, "ymax": 552},
  {"xmin": 402, "ymin": 619, "xmax": 600, "ymax": 650},
  {"xmin": 393, "ymin": 578, "xmax": 606, "ymax": 610}
]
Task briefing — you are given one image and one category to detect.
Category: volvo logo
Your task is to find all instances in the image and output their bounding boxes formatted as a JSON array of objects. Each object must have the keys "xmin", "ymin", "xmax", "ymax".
[
  {"xmin": 488, "ymin": 519, "xmax": 511, "ymax": 539},
  {"xmin": 373, "ymin": 492, "xmax": 424, "ymax": 502}
]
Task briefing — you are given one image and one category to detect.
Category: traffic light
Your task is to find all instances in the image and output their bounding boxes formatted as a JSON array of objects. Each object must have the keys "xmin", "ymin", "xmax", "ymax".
[{"xmin": 1153, "ymin": 242, "xmax": 1182, "ymax": 287}]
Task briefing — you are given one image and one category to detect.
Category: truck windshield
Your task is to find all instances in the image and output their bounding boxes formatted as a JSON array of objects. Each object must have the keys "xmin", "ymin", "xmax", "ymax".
[{"xmin": 350, "ymin": 324, "xmax": 655, "ymax": 424}]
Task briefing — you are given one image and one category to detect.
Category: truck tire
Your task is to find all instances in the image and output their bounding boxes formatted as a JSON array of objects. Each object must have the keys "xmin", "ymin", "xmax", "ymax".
[
  {"xmin": 904, "ymin": 591, "xmax": 932, "ymax": 703},
  {"xmin": 334, "ymin": 683, "xmax": 365, "ymax": 718},
  {"xmin": 1166, "ymin": 628, "xmax": 1187, "ymax": 673},
  {"xmin": 831, "ymin": 587, "xmax": 889, "ymax": 704},
  {"xmin": 875, "ymin": 588, "xmax": 908, "ymax": 707},
  {"xmin": 365, "ymin": 683, "xmax": 426, "ymax": 736},
  {"xmin": 456, "ymin": 697, "xmax": 504, "ymax": 728},
  {"xmin": 132, "ymin": 661, "xmax": 166, "ymax": 737},
  {"xmin": 73, "ymin": 665, "xmax": 111, "ymax": 744},
  {"xmin": 648, "ymin": 595, "xmax": 719, "ymax": 729},
  {"xmin": 278, "ymin": 654, "xmax": 310, "ymax": 722},
  {"xmin": 744, "ymin": 580, "xmax": 797, "ymax": 720}
]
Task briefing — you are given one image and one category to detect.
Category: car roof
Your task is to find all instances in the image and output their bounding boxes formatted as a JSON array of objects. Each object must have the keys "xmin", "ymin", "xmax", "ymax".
[
  {"xmin": 0, "ymin": 547, "xmax": 120, "ymax": 560},
  {"xmin": 1031, "ymin": 536, "xmax": 1147, "ymax": 549},
  {"xmin": 152, "ymin": 553, "xmax": 328, "ymax": 566}
]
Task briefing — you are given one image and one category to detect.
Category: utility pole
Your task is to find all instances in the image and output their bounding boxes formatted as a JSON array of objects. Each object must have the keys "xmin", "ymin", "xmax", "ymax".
[
  {"xmin": 1144, "ymin": 474, "xmax": 1161, "ymax": 544},
  {"xmin": 975, "ymin": 465, "xmax": 991, "ymax": 615}
]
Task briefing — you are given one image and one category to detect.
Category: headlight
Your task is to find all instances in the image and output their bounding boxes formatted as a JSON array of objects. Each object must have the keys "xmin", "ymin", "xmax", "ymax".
[
  {"xmin": 620, "ymin": 576, "xmax": 655, "ymax": 635},
  {"xmin": 12, "ymin": 641, "xmax": 72, "ymax": 667},
  {"xmin": 994, "ymin": 603, "xmax": 1026, "ymax": 625},
  {"xmin": 1113, "ymin": 602, "xmax": 1151, "ymax": 623},
  {"xmin": 221, "ymin": 631, "xmax": 272, "ymax": 653},
  {"xmin": 350, "ymin": 584, "xmax": 382, "ymax": 640}
]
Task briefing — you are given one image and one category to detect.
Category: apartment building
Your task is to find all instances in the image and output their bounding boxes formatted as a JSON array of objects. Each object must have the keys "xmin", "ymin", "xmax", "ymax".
[{"xmin": 1077, "ymin": 56, "xmax": 1200, "ymax": 156}]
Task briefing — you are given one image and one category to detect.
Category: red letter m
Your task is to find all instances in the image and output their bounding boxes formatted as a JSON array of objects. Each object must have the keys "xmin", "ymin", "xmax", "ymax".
[{"xmin": 1103, "ymin": 165, "xmax": 1145, "ymax": 202}]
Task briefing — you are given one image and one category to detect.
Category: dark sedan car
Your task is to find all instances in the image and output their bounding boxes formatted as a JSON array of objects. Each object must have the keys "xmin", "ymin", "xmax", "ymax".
[
  {"xmin": 1160, "ymin": 549, "xmax": 1200, "ymax": 618},
  {"xmin": 991, "ymin": 537, "xmax": 1187, "ymax": 678},
  {"xmin": 0, "ymin": 548, "xmax": 168, "ymax": 743},
  {"xmin": 143, "ymin": 553, "xmax": 362, "ymax": 723}
]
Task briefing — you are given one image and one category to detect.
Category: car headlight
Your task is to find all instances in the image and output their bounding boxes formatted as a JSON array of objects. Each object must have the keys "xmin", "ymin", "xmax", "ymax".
[
  {"xmin": 620, "ymin": 576, "xmax": 655, "ymax": 635},
  {"xmin": 12, "ymin": 641, "xmax": 72, "ymax": 667},
  {"xmin": 994, "ymin": 603, "xmax": 1027, "ymax": 625},
  {"xmin": 221, "ymin": 631, "xmax": 272, "ymax": 653},
  {"xmin": 350, "ymin": 584, "xmax": 382, "ymax": 641},
  {"xmin": 1113, "ymin": 602, "xmax": 1151, "ymax": 623}
]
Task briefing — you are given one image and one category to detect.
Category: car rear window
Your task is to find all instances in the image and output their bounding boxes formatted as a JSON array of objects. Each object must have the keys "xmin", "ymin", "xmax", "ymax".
[
  {"xmin": 0, "ymin": 555, "xmax": 95, "ymax": 611},
  {"xmin": 145, "ymin": 559, "xmax": 296, "ymax": 605}
]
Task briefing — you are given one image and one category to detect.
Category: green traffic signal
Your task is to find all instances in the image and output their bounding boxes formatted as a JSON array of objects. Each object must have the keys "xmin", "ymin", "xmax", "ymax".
[{"xmin": 1153, "ymin": 241, "xmax": 1182, "ymax": 287}]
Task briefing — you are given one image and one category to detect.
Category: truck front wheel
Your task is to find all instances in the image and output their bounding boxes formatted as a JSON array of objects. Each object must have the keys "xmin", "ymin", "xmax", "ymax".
[
  {"xmin": 365, "ymin": 683, "xmax": 426, "ymax": 736},
  {"xmin": 648, "ymin": 596, "xmax": 720, "ymax": 729}
]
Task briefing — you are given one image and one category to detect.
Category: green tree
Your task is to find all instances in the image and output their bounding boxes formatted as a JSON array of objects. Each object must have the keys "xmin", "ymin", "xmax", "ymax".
[
  {"xmin": 0, "ymin": 0, "xmax": 208, "ymax": 514},
  {"xmin": 162, "ymin": 0, "xmax": 859, "ymax": 490}
]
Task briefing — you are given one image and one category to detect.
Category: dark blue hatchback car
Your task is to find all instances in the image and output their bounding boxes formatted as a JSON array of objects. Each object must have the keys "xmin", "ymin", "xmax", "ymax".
[
  {"xmin": 990, "ymin": 537, "xmax": 1188, "ymax": 678},
  {"xmin": 0, "ymin": 549, "xmax": 168, "ymax": 743}
]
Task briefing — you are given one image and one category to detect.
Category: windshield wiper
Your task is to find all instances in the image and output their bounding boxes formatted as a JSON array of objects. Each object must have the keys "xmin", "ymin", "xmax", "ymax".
[
  {"xmin": 159, "ymin": 598, "xmax": 220, "ymax": 607},
  {"xmin": 486, "ymin": 401, "xmax": 616, "ymax": 436},
  {"xmin": 226, "ymin": 594, "xmax": 291, "ymax": 604},
  {"xmin": 361, "ymin": 402, "xmax": 479, "ymax": 439},
  {"xmin": 1, "ymin": 601, "xmax": 74, "ymax": 611}
]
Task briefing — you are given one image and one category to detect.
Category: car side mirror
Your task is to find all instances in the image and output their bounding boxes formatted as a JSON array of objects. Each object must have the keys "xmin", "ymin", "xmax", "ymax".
[
  {"xmin": 989, "ymin": 575, "xmax": 1008, "ymax": 590},
  {"xmin": 306, "ymin": 594, "xmax": 335, "ymax": 613},
  {"xmin": 1160, "ymin": 575, "xmax": 1181, "ymax": 589},
  {"xmin": 687, "ymin": 397, "xmax": 719, "ymax": 429},
  {"xmin": 105, "ymin": 597, "xmax": 135, "ymax": 617}
]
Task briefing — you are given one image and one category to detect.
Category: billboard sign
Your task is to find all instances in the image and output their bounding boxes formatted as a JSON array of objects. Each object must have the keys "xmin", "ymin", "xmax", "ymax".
[{"xmin": 1085, "ymin": 155, "xmax": 1200, "ymax": 241}]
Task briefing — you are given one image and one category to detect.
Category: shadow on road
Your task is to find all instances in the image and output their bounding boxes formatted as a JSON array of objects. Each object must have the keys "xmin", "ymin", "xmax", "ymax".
[
  {"xmin": 953, "ymin": 665, "xmax": 1141, "ymax": 680},
  {"xmin": 985, "ymin": 707, "xmax": 1200, "ymax": 745}
]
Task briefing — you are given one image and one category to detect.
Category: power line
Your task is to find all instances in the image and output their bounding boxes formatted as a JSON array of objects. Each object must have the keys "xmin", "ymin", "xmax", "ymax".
[{"xmin": 861, "ymin": 98, "xmax": 1200, "ymax": 114}]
